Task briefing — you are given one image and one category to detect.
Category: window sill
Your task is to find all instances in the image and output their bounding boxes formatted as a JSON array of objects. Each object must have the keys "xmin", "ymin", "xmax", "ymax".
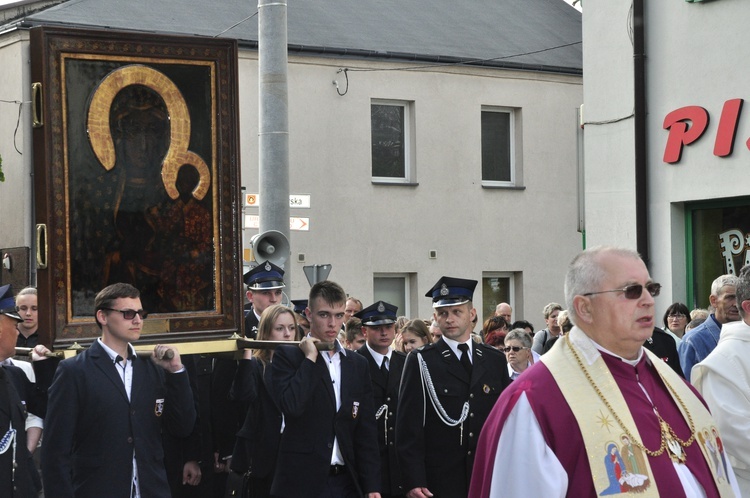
[
  {"xmin": 371, "ymin": 181, "xmax": 420, "ymax": 187},
  {"xmin": 481, "ymin": 184, "xmax": 526, "ymax": 191}
]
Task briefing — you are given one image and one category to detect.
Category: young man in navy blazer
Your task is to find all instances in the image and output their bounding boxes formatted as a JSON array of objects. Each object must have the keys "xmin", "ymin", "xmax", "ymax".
[
  {"xmin": 271, "ymin": 281, "xmax": 381, "ymax": 498},
  {"xmin": 42, "ymin": 283, "xmax": 195, "ymax": 498}
]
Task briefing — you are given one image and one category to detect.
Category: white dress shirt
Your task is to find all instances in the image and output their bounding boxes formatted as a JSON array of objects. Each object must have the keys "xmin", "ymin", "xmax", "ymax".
[
  {"xmin": 442, "ymin": 335, "xmax": 473, "ymax": 363},
  {"xmin": 323, "ymin": 340, "xmax": 347, "ymax": 466},
  {"xmin": 98, "ymin": 339, "xmax": 140, "ymax": 498}
]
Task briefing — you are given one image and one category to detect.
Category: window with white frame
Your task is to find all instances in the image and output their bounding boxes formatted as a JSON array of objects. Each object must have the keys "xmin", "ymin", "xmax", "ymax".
[
  {"xmin": 481, "ymin": 273, "xmax": 515, "ymax": 324},
  {"xmin": 371, "ymin": 100, "xmax": 414, "ymax": 183},
  {"xmin": 481, "ymin": 107, "xmax": 516, "ymax": 185}
]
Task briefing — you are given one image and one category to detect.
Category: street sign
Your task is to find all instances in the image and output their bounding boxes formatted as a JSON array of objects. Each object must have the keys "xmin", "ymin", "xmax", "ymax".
[
  {"xmin": 290, "ymin": 195, "xmax": 310, "ymax": 208},
  {"xmin": 290, "ymin": 217, "xmax": 309, "ymax": 231},
  {"xmin": 245, "ymin": 215, "xmax": 259, "ymax": 228},
  {"xmin": 245, "ymin": 215, "xmax": 310, "ymax": 231},
  {"xmin": 245, "ymin": 194, "xmax": 259, "ymax": 206},
  {"xmin": 303, "ymin": 264, "xmax": 332, "ymax": 286},
  {"xmin": 245, "ymin": 194, "xmax": 311, "ymax": 208}
]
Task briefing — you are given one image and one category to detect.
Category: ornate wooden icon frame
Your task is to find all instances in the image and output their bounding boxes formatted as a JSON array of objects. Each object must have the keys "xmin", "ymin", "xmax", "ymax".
[{"xmin": 30, "ymin": 26, "xmax": 243, "ymax": 347}]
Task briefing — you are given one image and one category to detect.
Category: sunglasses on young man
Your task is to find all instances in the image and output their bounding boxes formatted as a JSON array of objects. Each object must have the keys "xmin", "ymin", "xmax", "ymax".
[{"xmin": 100, "ymin": 308, "xmax": 149, "ymax": 320}]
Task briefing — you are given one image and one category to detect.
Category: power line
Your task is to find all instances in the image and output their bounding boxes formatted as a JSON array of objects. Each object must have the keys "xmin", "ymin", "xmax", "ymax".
[
  {"xmin": 344, "ymin": 40, "xmax": 582, "ymax": 73},
  {"xmin": 214, "ymin": 11, "xmax": 258, "ymax": 37}
]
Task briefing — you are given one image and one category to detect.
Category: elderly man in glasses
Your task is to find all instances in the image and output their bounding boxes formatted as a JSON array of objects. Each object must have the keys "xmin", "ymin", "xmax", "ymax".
[
  {"xmin": 470, "ymin": 246, "xmax": 740, "ymax": 498},
  {"xmin": 42, "ymin": 283, "xmax": 195, "ymax": 498}
]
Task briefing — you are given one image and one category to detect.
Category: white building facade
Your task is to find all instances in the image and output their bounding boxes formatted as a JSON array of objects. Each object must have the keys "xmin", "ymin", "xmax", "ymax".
[
  {"xmin": 244, "ymin": 53, "xmax": 583, "ymax": 321},
  {"xmin": 583, "ymin": 0, "xmax": 750, "ymax": 311},
  {"xmin": 0, "ymin": 0, "xmax": 583, "ymax": 326}
]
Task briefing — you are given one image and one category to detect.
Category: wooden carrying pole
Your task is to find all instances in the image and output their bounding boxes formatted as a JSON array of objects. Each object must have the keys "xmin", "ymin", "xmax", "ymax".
[{"xmin": 16, "ymin": 337, "xmax": 333, "ymax": 360}]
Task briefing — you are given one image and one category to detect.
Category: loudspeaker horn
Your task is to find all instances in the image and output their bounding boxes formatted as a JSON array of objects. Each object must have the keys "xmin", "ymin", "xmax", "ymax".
[{"xmin": 250, "ymin": 230, "xmax": 290, "ymax": 266}]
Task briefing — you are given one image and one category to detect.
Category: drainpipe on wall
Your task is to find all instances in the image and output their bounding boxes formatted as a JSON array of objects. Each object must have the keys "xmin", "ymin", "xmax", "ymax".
[{"xmin": 633, "ymin": 0, "xmax": 649, "ymax": 265}]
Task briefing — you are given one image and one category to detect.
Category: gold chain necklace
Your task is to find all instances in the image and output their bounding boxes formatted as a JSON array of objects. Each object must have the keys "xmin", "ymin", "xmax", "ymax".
[{"xmin": 565, "ymin": 335, "xmax": 696, "ymax": 463}]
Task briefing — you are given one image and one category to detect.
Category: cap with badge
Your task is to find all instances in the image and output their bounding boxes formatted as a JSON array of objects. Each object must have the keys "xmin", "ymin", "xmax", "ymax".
[
  {"xmin": 0, "ymin": 284, "xmax": 22, "ymax": 321},
  {"xmin": 243, "ymin": 261, "xmax": 286, "ymax": 290},
  {"xmin": 291, "ymin": 299, "xmax": 308, "ymax": 315},
  {"xmin": 354, "ymin": 301, "xmax": 398, "ymax": 326},
  {"xmin": 426, "ymin": 276, "xmax": 478, "ymax": 308}
]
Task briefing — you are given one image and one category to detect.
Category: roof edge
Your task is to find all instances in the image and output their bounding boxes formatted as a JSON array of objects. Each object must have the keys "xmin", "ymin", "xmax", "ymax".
[
  {"xmin": 7, "ymin": 20, "xmax": 582, "ymax": 76},
  {"xmin": 280, "ymin": 43, "xmax": 582, "ymax": 76}
]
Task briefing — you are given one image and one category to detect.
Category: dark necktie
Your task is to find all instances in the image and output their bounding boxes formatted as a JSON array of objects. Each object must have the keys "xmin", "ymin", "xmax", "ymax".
[
  {"xmin": 381, "ymin": 357, "xmax": 389, "ymax": 381},
  {"xmin": 458, "ymin": 343, "xmax": 472, "ymax": 375}
]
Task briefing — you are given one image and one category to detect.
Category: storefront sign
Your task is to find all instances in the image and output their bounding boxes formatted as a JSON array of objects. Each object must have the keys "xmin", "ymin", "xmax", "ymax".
[
  {"xmin": 719, "ymin": 229, "xmax": 750, "ymax": 275},
  {"xmin": 663, "ymin": 99, "xmax": 744, "ymax": 163}
]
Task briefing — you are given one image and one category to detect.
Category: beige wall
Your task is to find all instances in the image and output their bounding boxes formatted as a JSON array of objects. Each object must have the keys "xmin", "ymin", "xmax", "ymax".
[
  {"xmin": 583, "ymin": 1, "xmax": 750, "ymax": 308},
  {"xmin": 0, "ymin": 31, "xmax": 33, "ymax": 252},
  {"xmin": 580, "ymin": 0, "xmax": 638, "ymax": 252},
  {"xmin": 0, "ymin": 33, "xmax": 582, "ymax": 325},
  {"xmin": 240, "ymin": 53, "xmax": 583, "ymax": 322}
]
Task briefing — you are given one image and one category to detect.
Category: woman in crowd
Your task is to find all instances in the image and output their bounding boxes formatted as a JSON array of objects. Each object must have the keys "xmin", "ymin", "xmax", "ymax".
[
  {"xmin": 392, "ymin": 315, "xmax": 410, "ymax": 351},
  {"xmin": 503, "ymin": 329, "xmax": 533, "ymax": 380},
  {"xmin": 645, "ymin": 303, "xmax": 685, "ymax": 377},
  {"xmin": 228, "ymin": 304, "xmax": 302, "ymax": 497},
  {"xmin": 663, "ymin": 302, "xmax": 690, "ymax": 346},
  {"xmin": 532, "ymin": 302, "xmax": 563, "ymax": 354},
  {"xmin": 543, "ymin": 310, "xmax": 573, "ymax": 354},
  {"xmin": 482, "ymin": 316, "xmax": 509, "ymax": 338},
  {"xmin": 399, "ymin": 319, "xmax": 433, "ymax": 354},
  {"xmin": 483, "ymin": 316, "xmax": 509, "ymax": 350}
]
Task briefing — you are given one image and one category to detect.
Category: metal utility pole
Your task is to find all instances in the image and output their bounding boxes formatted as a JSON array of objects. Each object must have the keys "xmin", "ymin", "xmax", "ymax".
[{"xmin": 257, "ymin": 0, "xmax": 291, "ymax": 282}]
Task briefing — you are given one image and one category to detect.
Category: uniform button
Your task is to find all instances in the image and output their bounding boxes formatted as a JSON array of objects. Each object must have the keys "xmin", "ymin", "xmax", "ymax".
[
  {"xmin": 470, "ymin": 413, "xmax": 474, "ymax": 418},
  {"xmin": 444, "ymin": 388, "xmax": 448, "ymax": 393},
  {"xmin": 388, "ymin": 412, "xmax": 393, "ymax": 417},
  {"xmin": 468, "ymin": 450, "xmax": 472, "ymax": 456},
  {"xmin": 327, "ymin": 443, "xmax": 333, "ymax": 449},
  {"xmin": 127, "ymin": 437, "xmax": 133, "ymax": 444},
  {"xmin": 386, "ymin": 397, "xmax": 391, "ymax": 402},
  {"xmin": 469, "ymin": 393, "xmax": 474, "ymax": 399},
  {"xmin": 388, "ymin": 427, "xmax": 394, "ymax": 431},
  {"xmin": 389, "ymin": 442, "xmax": 394, "ymax": 446},
  {"xmin": 469, "ymin": 432, "xmax": 474, "ymax": 438},
  {"xmin": 131, "ymin": 410, "xmax": 136, "ymax": 416}
]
